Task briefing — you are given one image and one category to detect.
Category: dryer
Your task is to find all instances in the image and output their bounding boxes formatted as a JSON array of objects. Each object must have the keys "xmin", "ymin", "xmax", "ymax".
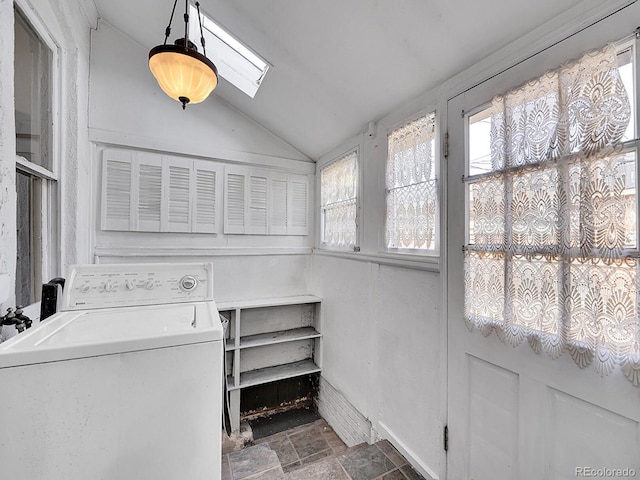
[{"xmin": 0, "ymin": 262, "xmax": 223, "ymax": 480}]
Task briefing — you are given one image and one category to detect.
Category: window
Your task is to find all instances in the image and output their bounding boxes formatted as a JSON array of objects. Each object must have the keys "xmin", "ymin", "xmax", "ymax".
[
  {"xmin": 464, "ymin": 42, "xmax": 640, "ymax": 385},
  {"xmin": 386, "ymin": 113, "xmax": 437, "ymax": 252},
  {"xmin": 189, "ymin": 4, "xmax": 269, "ymax": 98},
  {"xmin": 320, "ymin": 150, "xmax": 358, "ymax": 248},
  {"xmin": 14, "ymin": 6, "xmax": 56, "ymax": 306}
]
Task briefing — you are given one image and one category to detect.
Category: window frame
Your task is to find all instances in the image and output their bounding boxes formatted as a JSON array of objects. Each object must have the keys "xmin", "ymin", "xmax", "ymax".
[
  {"xmin": 383, "ymin": 109, "xmax": 440, "ymax": 256},
  {"xmin": 463, "ymin": 38, "xmax": 640, "ymax": 352},
  {"xmin": 317, "ymin": 146, "xmax": 361, "ymax": 252},
  {"xmin": 14, "ymin": 1, "xmax": 61, "ymax": 307}
]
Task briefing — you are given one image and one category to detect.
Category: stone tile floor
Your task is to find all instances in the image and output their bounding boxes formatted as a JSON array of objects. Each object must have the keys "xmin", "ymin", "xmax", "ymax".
[{"xmin": 222, "ymin": 419, "xmax": 426, "ymax": 480}]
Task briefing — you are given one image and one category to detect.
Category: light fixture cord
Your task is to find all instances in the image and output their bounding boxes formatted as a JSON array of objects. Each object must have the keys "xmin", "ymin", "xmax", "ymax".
[
  {"xmin": 183, "ymin": 0, "xmax": 189, "ymax": 51},
  {"xmin": 163, "ymin": 0, "xmax": 179, "ymax": 45},
  {"xmin": 195, "ymin": 2, "xmax": 207, "ymax": 56}
]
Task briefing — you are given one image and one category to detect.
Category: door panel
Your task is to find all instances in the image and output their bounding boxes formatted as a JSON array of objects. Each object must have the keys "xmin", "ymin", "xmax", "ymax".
[{"xmin": 446, "ymin": 5, "xmax": 640, "ymax": 479}]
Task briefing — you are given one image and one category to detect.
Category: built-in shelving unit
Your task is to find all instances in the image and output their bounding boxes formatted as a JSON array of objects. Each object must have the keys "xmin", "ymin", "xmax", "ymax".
[{"xmin": 217, "ymin": 295, "xmax": 322, "ymax": 430}]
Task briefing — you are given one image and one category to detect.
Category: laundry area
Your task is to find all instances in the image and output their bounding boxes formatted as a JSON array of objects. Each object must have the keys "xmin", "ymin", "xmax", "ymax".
[{"xmin": 1, "ymin": 1, "xmax": 640, "ymax": 479}]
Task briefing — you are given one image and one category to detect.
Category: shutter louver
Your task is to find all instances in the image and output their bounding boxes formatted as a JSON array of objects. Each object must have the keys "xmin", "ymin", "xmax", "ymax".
[
  {"xmin": 167, "ymin": 164, "xmax": 191, "ymax": 232},
  {"xmin": 270, "ymin": 175, "xmax": 288, "ymax": 235},
  {"xmin": 102, "ymin": 150, "xmax": 132, "ymax": 231},
  {"xmin": 225, "ymin": 171, "xmax": 246, "ymax": 233},
  {"xmin": 137, "ymin": 155, "xmax": 162, "ymax": 232},
  {"xmin": 248, "ymin": 174, "xmax": 268, "ymax": 234},
  {"xmin": 289, "ymin": 175, "xmax": 308, "ymax": 235},
  {"xmin": 101, "ymin": 149, "xmax": 220, "ymax": 234},
  {"xmin": 194, "ymin": 166, "xmax": 216, "ymax": 233}
]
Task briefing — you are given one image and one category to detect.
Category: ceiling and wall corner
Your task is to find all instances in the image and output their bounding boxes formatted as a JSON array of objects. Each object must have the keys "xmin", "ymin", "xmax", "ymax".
[
  {"xmin": 90, "ymin": 0, "xmax": 619, "ymax": 161},
  {"xmin": 88, "ymin": 19, "xmax": 311, "ymax": 167}
]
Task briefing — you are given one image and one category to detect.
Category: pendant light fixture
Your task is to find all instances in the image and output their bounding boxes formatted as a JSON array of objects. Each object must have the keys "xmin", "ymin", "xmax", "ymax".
[{"xmin": 149, "ymin": 0, "xmax": 218, "ymax": 110}]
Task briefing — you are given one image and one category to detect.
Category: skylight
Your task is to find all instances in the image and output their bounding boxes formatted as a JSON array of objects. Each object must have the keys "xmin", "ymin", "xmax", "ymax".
[{"xmin": 189, "ymin": 4, "xmax": 269, "ymax": 98}]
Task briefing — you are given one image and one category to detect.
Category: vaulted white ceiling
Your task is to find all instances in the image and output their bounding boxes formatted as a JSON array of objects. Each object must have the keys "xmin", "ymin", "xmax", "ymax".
[{"xmin": 92, "ymin": 0, "xmax": 585, "ymax": 160}]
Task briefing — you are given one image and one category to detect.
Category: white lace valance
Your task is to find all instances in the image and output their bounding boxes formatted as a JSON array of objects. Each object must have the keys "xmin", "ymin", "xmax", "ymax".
[{"xmin": 464, "ymin": 43, "xmax": 640, "ymax": 385}]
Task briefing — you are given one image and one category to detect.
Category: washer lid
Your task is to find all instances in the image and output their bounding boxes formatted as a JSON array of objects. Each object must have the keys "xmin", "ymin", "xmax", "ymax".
[{"xmin": 0, "ymin": 302, "xmax": 223, "ymax": 368}]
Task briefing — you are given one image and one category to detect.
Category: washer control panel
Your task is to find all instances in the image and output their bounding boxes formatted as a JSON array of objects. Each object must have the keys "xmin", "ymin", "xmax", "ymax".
[{"xmin": 61, "ymin": 263, "xmax": 213, "ymax": 310}]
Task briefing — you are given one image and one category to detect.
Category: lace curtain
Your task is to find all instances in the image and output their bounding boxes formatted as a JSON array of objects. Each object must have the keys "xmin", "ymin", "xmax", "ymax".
[
  {"xmin": 321, "ymin": 150, "xmax": 358, "ymax": 246},
  {"xmin": 464, "ymin": 44, "xmax": 640, "ymax": 385},
  {"xmin": 386, "ymin": 113, "xmax": 437, "ymax": 250}
]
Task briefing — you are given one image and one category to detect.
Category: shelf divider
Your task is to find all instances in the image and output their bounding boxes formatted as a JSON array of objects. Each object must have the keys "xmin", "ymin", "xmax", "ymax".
[{"xmin": 227, "ymin": 359, "xmax": 321, "ymax": 390}]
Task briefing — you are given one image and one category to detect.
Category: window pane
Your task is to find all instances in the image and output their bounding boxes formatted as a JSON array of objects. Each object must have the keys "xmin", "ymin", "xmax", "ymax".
[
  {"xmin": 386, "ymin": 113, "xmax": 437, "ymax": 250},
  {"xmin": 617, "ymin": 46, "xmax": 635, "ymax": 142},
  {"xmin": 566, "ymin": 151, "xmax": 637, "ymax": 255},
  {"xmin": 464, "ymin": 251, "xmax": 505, "ymax": 325},
  {"xmin": 468, "ymin": 177, "xmax": 505, "ymax": 247},
  {"xmin": 14, "ymin": 8, "xmax": 52, "ymax": 170},
  {"xmin": 511, "ymin": 255, "xmax": 561, "ymax": 335},
  {"xmin": 511, "ymin": 167, "xmax": 561, "ymax": 251},
  {"xmin": 567, "ymin": 258, "xmax": 639, "ymax": 351},
  {"xmin": 386, "ymin": 180, "xmax": 437, "ymax": 249},
  {"xmin": 321, "ymin": 151, "xmax": 358, "ymax": 246},
  {"xmin": 468, "ymin": 109, "xmax": 493, "ymax": 176},
  {"xmin": 464, "ymin": 42, "xmax": 640, "ymax": 382},
  {"xmin": 16, "ymin": 171, "xmax": 34, "ymax": 306}
]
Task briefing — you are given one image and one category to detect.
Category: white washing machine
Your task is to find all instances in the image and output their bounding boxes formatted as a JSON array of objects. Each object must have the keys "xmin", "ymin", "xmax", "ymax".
[{"xmin": 0, "ymin": 262, "xmax": 223, "ymax": 480}]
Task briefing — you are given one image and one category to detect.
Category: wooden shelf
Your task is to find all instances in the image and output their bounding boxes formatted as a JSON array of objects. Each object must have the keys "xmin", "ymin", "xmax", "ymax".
[
  {"xmin": 217, "ymin": 295, "xmax": 321, "ymax": 311},
  {"xmin": 226, "ymin": 327, "xmax": 321, "ymax": 351},
  {"xmin": 228, "ymin": 359, "xmax": 321, "ymax": 391}
]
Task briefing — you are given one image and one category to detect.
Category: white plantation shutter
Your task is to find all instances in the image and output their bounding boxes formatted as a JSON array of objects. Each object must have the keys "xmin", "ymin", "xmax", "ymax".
[
  {"xmin": 101, "ymin": 149, "xmax": 132, "ymax": 231},
  {"xmin": 224, "ymin": 169, "xmax": 247, "ymax": 234},
  {"xmin": 101, "ymin": 149, "xmax": 306, "ymax": 237},
  {"xmin": 248, "ymin": 172, "xmax": 269, "ymax": 234},
  {"xmin": 223, "ymin": 166, "xmax": 310, "ymax": 235},
  {"xmin": 135, "ymin": 153, "xmax": 162, "ymax": 232},
  {"xmin": 288, "ymin": 174, "xmax": 309, "ymax": 235},
  {"xmin": 101, "ymin": 149, "xmax": 220, "ymax": 234},
  {"xmin": 270, "ymin": 173, "xmax": 288, "ymax": 235},
  {"xmin": 193, "ymin": 161, "xmax": 217, "ymax": 233},
  {"xmin": 164, "ymin": 157, "xmax": 192, "ymax": 232}
]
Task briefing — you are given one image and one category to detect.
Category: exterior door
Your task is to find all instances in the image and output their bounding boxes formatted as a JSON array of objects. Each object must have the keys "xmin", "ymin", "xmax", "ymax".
[{"xmin": 446, "ymin": 5, "xmax": 640, "ymax": 479}]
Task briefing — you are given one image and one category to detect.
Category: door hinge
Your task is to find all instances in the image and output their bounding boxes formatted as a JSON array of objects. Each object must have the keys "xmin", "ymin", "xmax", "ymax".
[
  {"xmin": 444, "ymin": 425, "xmax": 449, "ymax": 452},
  {"xmin": 443, "ymin": 132, "xmax": 449, "ymax": 158}
]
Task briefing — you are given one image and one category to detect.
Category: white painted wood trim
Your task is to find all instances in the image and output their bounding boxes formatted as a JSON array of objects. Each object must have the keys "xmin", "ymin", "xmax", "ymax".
[
  {"xmin": 89, "ymin": 131, "xmax": 315, "ymax": 173},
  {"xmin": 217, "ymin": 294, "xmax": 321, "ymax": 310},
  {"xmin": 377, "ymin": 421, "xmax": 439, "ymax": 480},
  {"xmin": 79, "ymin": 0, "xmax": 99, "ymax": 29},
  {"xmin": 94, "ymin": 246, "xmax": 312, "ymax": 260},
  {"xmin": 313, "ymin": 249, "xmax": 440, "ymax": 272}
]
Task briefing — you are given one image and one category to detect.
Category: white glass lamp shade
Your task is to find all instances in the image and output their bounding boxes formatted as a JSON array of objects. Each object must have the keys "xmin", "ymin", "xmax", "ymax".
[{"xmin": 149, "ymin": 43, "xmax": 218, "ymax": 108}]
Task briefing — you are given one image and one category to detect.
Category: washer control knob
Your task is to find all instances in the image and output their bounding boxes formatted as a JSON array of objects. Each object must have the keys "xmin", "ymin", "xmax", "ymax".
[
  {"xmin": 80, "ymin": 283, "xmax": 91, "ymax": 293},
  {"xmin": 145, "ymin": 279, "xmax": 155, "ymax": 290},
  {"xmin": 179, "ymin": 275, "xmax": 198, "ymax": 292},
  {"xmin": 103, "ymin": 281, "xmax": 114, "ymax": 292},
  {"xmin": 125, "ymin": 280, "xmax": 136, "ymax": 291}
]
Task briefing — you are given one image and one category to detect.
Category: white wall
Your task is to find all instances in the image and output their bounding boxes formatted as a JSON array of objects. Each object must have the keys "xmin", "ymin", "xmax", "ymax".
[
  {"xmin": 88, "ymin": 21, "xmax": 316, "ymax": 302},
  {"xmin": 312, "ymin": 256, "xmax": 443, "ymax": 474},
  {"xmin": 0, "ymin": 0, "xmax": 94, "ymax": 314},
  {"xmin": 311, "ymin": 2, "xmax": 637, "ymax": 479},
  {"xmin": 89, "ymin": 20, "xmax": 310, "ymax": 167}
]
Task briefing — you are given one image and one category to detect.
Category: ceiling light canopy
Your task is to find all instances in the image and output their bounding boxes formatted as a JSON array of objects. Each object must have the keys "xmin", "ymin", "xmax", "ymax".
[{"xmin": 149, "ymin": 0, "xmax": 218, "ymax": 110}]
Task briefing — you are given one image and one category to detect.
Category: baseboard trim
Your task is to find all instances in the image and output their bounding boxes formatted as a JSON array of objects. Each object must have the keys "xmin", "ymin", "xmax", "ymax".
[{"xmin": 376, "ymin": 421, "xmax": 440, "ymax": 480}]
